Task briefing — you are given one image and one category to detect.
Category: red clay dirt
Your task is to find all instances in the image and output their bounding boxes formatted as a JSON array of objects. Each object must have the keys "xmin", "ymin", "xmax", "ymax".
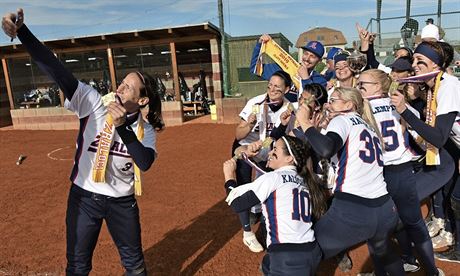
[{"xmin": 0, "ymin": 124, "xmax": 458, "ymax": 275}]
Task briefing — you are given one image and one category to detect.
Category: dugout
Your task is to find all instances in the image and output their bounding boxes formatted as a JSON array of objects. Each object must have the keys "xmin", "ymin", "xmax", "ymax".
[{"xmin": 0, "ymin": 22, "xmax": 226, "ymax": 129}]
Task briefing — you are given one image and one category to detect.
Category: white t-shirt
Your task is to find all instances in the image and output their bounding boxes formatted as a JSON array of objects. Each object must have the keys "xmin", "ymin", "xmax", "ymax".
[
  {"xmin": 237, "ymin": 166, "xmax": 315, "ymax": 247},
  {"xmin": 239, "ymin": 94, "xmax": 291, "ymax": 145},
  {"xmin": 326, "ymin": 113, "xmax": 388, "ymax": 198},
  {"xmin": 436, "ymin": 73, "xmax": 460, "ymax": 149},
  {"xmin": 436, "ymin": 73, "xmax": 460, "ymax": 116},
  {"xmin": 369, "ymin": 97, "xmax": 413, "ymax": 165},
  {"xmin": 450, "ymin": 115, "xmax": 460, "ymax": 149},
  {"xmin": 65, "ymin": 81, "xmax": 156, "ymax": 197}
]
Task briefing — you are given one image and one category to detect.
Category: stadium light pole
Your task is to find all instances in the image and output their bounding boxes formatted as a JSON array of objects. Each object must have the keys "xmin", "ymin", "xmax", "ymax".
[{"xmin": 218, "ymin": 0, "xmax": 230, "ymax": 97}]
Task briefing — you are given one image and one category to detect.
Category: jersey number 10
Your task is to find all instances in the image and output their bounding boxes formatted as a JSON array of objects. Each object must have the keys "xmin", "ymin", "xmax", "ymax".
[{"xmin": 292, "ymin": 188, "xmax": 311, "ymax": 223}]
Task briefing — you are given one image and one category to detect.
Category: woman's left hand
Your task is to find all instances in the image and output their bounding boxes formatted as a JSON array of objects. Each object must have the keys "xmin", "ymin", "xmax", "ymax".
[
  {"xmin": 390, "ymin": 90, "xmax": 407, "ymax": 114},
  {"xmin": 296, "ymin": 102, "xmax": 314, "ymax": 131},
  {"xmin": 107, "ymin": 102, "xmax": 127, "ymax": 127}
]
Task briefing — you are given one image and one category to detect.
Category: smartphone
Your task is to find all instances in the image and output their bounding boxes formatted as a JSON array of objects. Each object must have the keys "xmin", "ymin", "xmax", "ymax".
[{"xmin": 10, "ymin": 13, "xmax": 22, "ymax": 42}]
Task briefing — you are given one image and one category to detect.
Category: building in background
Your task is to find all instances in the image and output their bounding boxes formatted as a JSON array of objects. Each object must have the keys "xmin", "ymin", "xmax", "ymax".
[
  {"xmin": 227, "ymin": 33, "xmax": 292, "ymax": 99},
  {"xmin": 295, "ymin": 27, "xmax": 347, "ymax": 60},
  {"xmin": 0, "ymin": 23, "xmax": 225, "ymax": 128}
]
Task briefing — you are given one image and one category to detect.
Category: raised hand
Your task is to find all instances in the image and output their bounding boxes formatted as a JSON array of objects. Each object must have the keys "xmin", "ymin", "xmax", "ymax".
[
  {"xmin": 280, "ymin": 109, "xmax": 292, "ymax": 126},
  {"xmin": 296, "ymin": 101, "xmax": 314, "ymax": 131},
  {"xmin": 390, "ymin": 90, "xmax": 407, "ymax": 114},
  {"xmin": 259, "ymin": 34, "xmax": 272, "ymax": 43},
  {"xmin": 2, "ymin": 8, "xmax": 24, "ymax": 40},
  {"xmin": 107, "ymin": 101, "xmax": 127, "ymax": 127}
]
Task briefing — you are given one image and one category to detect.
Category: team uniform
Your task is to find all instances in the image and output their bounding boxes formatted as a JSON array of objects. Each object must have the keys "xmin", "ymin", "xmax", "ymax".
[
  {"xmin": 66, "ymin": 82, "xmax": 156, "ymax": 197},
  {"xmin": 408, "ymin": 73, "xmax": 460, "ymax": 200},
  {"xmin": 450, "ymin": 116, "xmax": 460, "ymax": 149},
  {"xmin": 399, "ymin": 72, "xmax": 459, "ymax": 265},
  {"xmin": 238, "ymin": 94, "xmax": 292, "ymax": 146},
  {"xmin": 369, "ymin": 97, "xmax": 438, "ymax": 274},
  {"xmin": 326, "ymin": 114, "xmax": 387, "ymax": 197},
  {"xmin": 234, "ymin": 94, "xmax": 293, "ymax": 236},
  {"xmin": 225, "ymin": 166, "xmax": 321, "ymax": 276},
  {"xmin": 15, "ymin": 23, "xmax": 155, "ymax": 275},
  {"xmin": 302, "ymin": 112, "xmax": 404, "ymax": 275},
  {"xmin": 65, "ymin": 82, "xmax": 156, "ymax": 274}
]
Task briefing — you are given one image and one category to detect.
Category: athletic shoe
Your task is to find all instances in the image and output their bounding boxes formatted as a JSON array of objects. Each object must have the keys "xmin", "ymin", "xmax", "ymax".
[
  {"xmin": 432, "ymin": 229, "xmax": 454, "ymax": 249},
  {"xmin": 434, "ymin": 248, "xmax": 460, "ymax": 264},
  {"xmin": 437, "ymin": 267, "xmax": 445, "ymax": 276},
  {"xmin": 403, "ymin": 259, "xmax": 420, "ymax": 273},
  {"xmin": 356, "ymin": 272, "xmax": 375, "ymax": 276},
  {"xmin": 427, "ymin": 217, "xmax": 444, "ymax": 238},
  {"xmin": 336, "ymin": 251, "xmax": 352, "ymax": 272},
  {"xmin": 243, "ymin": 232, "xmax": 264, "ymax": 253}
]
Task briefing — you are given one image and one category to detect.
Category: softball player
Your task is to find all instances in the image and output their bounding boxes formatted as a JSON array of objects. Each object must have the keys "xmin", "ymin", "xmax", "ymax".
[
  {"xmin": 296, "ymin": 87, "xmax": 405, "ymax": 276},
  {"xmin": 391, "ymin": 41, "xmax": 458, "ymax": 201},
  {"xmin": 391, "ymin": 41, "xmax": 460, "ymax": 267},
  {"xmin": 223, "ymin": 136, "xmax": 326, "ymax": 276},
  {"xmin": 233, "ymin": 70, "xmax": 294, "ymax": 252},
  {"xmin": 270, "ymin": 83, "xmax": 328, "ymax": 141},
  {"xmin": 359, "ymin": 69, "xmax": 439, "ymax": 274},
  {"xmin": 2, "ymin": 9, "xmax": 163, "ymax": 275}
]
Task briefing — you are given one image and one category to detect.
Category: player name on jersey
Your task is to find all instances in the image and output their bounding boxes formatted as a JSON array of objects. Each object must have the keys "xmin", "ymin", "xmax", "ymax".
[
  {"xmin": 281, "ymin": 174, "xmax": 304, "ymax": 185},
  {"xmin": 88, "ymin": 136, "xmax": 130, "ymax": 158},
  {"xmin": 372, "ymin": 104, "xmax": 396, "ymax": 114}
]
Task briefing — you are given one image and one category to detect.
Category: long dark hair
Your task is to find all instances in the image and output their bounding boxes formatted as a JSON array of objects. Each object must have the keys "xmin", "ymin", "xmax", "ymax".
[
  {"xmin": 136, "ymin": 71, "xmax": 164, "ymax": 130},
  {"xmin": 271, "ymin": 70, "xmax": 292, "ymax": 88},
  {"xmin": 437, "ymin": 41, "xmax": 454, "ymax": 70},
  {"xmin": 281, "ymin": 136, "xmax": 327, "ymax": 221}
]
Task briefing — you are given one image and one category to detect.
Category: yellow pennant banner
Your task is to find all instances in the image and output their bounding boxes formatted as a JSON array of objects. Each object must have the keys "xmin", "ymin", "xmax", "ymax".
[
  {"xmin": 133, "ymin": 117, "xmax": 144, "ymax": 196},
  {"xmin": 255, "ymin": 40, "xmax": 301, "ymax": 89},
  {"xmin": 92, "ymin": 113, "xmax": 145, "ymax": 196},
  {"xmin": 92, "ymin": 114, "xmax": 115, "ymax": 183}
]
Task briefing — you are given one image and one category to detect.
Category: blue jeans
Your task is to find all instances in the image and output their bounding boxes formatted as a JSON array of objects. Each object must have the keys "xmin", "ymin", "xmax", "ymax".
[{"xmin": 66, "ymin": 184, "xmax": 146, "ymax": 276}]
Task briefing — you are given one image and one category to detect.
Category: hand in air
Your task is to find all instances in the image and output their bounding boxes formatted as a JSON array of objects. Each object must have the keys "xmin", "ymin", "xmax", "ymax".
[
  {"xmin": 2, "ymin": 8, "xmax": 24, "ymax": 40},
  {"xmin": 107, "ymin": 101, "xmax": 127, "ymax": 127}
]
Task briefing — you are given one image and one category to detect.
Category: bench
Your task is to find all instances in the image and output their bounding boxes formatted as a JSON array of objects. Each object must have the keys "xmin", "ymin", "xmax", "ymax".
[{"xmin": 182, "ymin": 101, "xmax": 203, "ymax": 115}]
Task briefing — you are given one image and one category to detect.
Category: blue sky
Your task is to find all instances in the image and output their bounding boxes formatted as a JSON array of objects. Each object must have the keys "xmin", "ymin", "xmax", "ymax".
[{"xmin": 1, "ymin": 0, "xmax": 459, "ymax": 49}]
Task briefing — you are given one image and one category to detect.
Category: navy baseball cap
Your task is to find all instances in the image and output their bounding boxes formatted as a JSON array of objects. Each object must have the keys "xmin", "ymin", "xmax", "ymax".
[
  {"xmin": 326, "ymin": 47, "xmax": 340, "ymax": 60},
  {"xmin": 301, "ymin": 41, "xmax": 325, "ymax": 58},
  {"xmin": 390, "ymin": 58, "xmax": 413, "ymax": 72},
  {"xmin": 333, "ymin": 53, "xmax": 349, "ymax": 64}
]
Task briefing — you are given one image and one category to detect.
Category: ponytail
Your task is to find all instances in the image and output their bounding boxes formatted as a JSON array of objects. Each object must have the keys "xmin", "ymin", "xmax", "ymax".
[
  {"xmin": 362, "ymin": 98, "xmax": 384, "ymax": 148},
  {"xmin": 136, "ymin": 71, "xmax": 164, "ymax": 130},
  {"xmin": 281, "ymin": 136, "xmax": 327, "ymax": 221}
]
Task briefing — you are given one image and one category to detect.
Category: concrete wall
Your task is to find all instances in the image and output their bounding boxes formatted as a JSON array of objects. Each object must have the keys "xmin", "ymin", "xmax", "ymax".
[{"xmin": 8, "ymin": 97, "xmax": 252, "ymax": 129}]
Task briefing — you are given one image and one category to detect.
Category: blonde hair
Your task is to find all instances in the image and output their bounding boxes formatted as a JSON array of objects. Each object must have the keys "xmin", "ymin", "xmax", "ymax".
[
  {"xmin": 334, "ymin": 87, "xmax": 384, "ymax": 147},
  {"xmin": 361, "ymin": 69, "xmax": 392, "ymax": 94}
]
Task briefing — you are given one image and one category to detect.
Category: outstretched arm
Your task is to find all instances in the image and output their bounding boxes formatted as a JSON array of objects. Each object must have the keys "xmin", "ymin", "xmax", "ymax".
[{"xmin": 2, "ymin": 9, "xmax": 78, "ymax": 101}]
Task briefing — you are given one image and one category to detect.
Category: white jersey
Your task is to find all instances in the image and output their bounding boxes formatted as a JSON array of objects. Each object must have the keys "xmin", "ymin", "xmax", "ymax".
[
  {"xmin": 369, "ymin": 97, "xmax": 413, "ymax": 165},
  {"xmin": 65, "ymin": 81, "xmax": 157, "ymax": 197},
  {"xmin": 239, "ymin": 94, "xmax": 291, "ymax": 145},
  {"xmin": 450, "ymin": 115, "xmax": 460, "ymax": 149},
  {"xmin": 437, "ymin": 73, "xmax": 460, "ymax": 149},
  {"xmin": 327, "ymin": 113, "xmax": 388, "ymax": 198},
  {"xmin": 237, "ymin": 166, "xmax": 315, "ymax": 247},
  {"xmin": 436, "ymin": 73, "xmax": 460, "ymax": 117}
]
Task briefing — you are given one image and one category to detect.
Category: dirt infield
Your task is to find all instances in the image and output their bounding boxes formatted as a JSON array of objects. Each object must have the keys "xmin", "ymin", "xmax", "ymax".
[{"xmin": 0, "ymin": 124, "xmax": 458, "ymax": 275}]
